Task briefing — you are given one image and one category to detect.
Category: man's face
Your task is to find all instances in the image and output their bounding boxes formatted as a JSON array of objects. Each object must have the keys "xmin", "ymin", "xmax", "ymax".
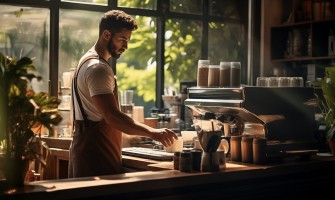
[{"xmin": 107, "ymin": 28, "xmax": 132, "ymax": 59}]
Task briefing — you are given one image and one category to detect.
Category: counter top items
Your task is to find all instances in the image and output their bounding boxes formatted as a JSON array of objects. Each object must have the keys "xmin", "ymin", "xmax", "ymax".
[
  {"xmin": 185, "ymin": 87, "xmax": 318, "ymax": 161},
  {"xmin": 197, "ymin": 60, "xmax": 241, "ymax": 88},
  {"xmin": 253, "ymin": 137, "xmax": 267, "ymax": 164},
  {"xmin": 179, "ymin": 151, "xmax": 192, "ymax": 172},
  {"xmin": 122, "ymin": 147, "xmax": 173, "ymax": 161},
  {"xmin": 197, "ymin": 59, "xmax": 209, "ymax": 87},
  {"xmin": 164, "ymin": 136, "xmax": 183, "ymax": 153},
  {"xmin": 208, "ymin": 65, "xmax": 220, "ymax": 87},
  {"xmin": 241, "ymin": 136, "xmax": 253, "ymax": 163},
  {"xmin": 219, "ymin": 61, "xmax": 231, "ymax": 87},
  {"xmin": 256, "ymin": 76, "xmax": 304, "ymax": 87},
  {"xmin": 230, "ymin": 62, "xmax": 241, "ymax": 87},
  {"xmin": 1, "ymin": 155, "xmax": 335, "ymax": 200}
]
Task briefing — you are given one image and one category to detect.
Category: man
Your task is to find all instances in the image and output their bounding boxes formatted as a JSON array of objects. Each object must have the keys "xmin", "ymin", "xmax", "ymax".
[{"xmin": 68, "ymin": 10, "xmax": 177, "ymax": 178}]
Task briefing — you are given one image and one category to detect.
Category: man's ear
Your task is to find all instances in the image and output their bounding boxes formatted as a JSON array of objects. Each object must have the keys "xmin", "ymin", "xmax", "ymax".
[{"xmin": 102, "ymin": 30, "xmax": 111, "ymax": 40}]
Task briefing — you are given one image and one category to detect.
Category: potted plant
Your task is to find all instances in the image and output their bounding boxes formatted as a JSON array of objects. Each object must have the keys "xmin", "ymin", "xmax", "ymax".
[
  {"xmin": 0, "ymin": 52, "xmax": 63, "ymax": 187},
  {"xmin": 317, "ymin": 66, "xmax": 335, "ymax": 155}
]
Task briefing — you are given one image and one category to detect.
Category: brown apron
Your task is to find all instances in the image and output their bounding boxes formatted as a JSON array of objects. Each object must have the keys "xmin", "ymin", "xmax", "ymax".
[{"xmin": 68, "ymin": 55, "xmax": 122, "ymax": 178}]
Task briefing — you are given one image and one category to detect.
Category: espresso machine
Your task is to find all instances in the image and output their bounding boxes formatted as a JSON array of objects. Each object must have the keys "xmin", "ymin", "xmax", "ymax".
[{"xmin": 185, "ymin": 86, "xmax": 318, "ymax": 160}]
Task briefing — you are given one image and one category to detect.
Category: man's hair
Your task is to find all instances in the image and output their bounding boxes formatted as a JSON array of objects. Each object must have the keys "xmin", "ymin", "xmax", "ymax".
[{"xmin": 99, "ymin": 10, "xmax": 138, "ymax": 36}]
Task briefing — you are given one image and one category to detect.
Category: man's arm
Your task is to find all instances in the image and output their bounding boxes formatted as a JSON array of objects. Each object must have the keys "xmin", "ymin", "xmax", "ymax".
[{"xmin": 92, "ymin": 93, "xmax": 177, "ymax": 146}]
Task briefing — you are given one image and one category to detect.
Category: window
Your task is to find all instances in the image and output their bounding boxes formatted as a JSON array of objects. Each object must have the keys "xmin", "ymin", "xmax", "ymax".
[
  {"xmin": 62, "ymin": 0, "xmax": 107, "ymax": 5},
  {"xmin": 0, "ymin": 5, "xmax": 50, "ymax": 92},
  {"xmin": 117, "ymin": 16, "xmax": 157, "ymax": 116},
  {"xmin": 165, "ymin": 18, "xmax": 201, "ymax": 92},
  {"xmin": 118, "ymin": 0, "xmax": 156, "ymax": 10},
  {"xmin": 170, "ymin": 0, "xmax": 202, "ymax": 14},
  {"xmin": 208, "ymin": 22, "xmax": 246, "ymax": 64},
  {"xmin": 59, "ymin": 9, "xmax": 102, "ymax": 87},
  {"xmin": 0, "ymin": 0, "xmax": 250, "ymax": 125}
]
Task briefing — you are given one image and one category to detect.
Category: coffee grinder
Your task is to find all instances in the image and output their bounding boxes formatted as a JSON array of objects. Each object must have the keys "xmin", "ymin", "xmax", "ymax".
[{"xmin": 193, "ymin": 113, "xmax": 224, "ymax": 172}]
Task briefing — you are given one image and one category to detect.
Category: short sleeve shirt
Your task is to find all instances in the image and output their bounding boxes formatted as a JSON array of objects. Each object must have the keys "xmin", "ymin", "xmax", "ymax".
[{"xmin": 73, "ymin": 50, "xmax": 116, "ymax": 121}]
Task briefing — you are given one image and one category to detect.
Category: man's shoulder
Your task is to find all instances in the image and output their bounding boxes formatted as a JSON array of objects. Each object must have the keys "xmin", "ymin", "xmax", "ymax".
[{"xmin": 79, "ymin": 51, "xmax": 100, "ymax": 64}]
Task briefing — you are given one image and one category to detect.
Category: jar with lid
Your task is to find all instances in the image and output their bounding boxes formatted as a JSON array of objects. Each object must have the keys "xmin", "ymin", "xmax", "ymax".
[
  {"xmin": 241, "ymin": 136, "xmax": 253, "ymax": 163},
  {"xmin": 219, "ymin": 62, "xmax": 231, "ymax": 87},
  {"xmin": 230, "ymin": 62, "xmax": 241, "ymax": 87},
  {"xmin": 230, "ymin": 135, "xmax": 242, "ymax": 162},
  {"xmin": 191, "ymin": 150, "xmax": 202, "ymax": 172},
  {"xmin": 252, "ymin": 137, "xmax": 267, "ymax": 164},
  {"xmin": 173, "ymin": 152, "xmax": 181, "ymax": 170},
  {"xmin": 208, "ymin": 65, "xmax": 220, "ymax": 87},
  {"xmin": 197, "ymin": 60, "xmax": 209, "ymax": 87},
  {"xmin": 179, "ymin": 151, "xmax": 192, "ymax": 172}
]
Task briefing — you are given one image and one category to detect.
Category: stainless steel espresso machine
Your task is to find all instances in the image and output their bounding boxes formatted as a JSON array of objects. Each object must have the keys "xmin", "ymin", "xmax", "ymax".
[{"xmin": 185, "ymin": 86, "xmax": 318, "ymax": 162}]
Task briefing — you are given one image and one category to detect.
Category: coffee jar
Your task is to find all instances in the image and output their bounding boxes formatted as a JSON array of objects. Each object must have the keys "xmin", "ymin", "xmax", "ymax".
[
  {"xmin": 252, "ymin": 137, "xmax": 267, "ymax": 164},
  {"xmin": 197, "ymin": 60, "xmax": 209, "ymax": 87},
  {"xmin": 219, "ymin": 62, "xmax": 231, "ymax": 87},
  {"xmin": 179, "ymin": 151, "xmax": 192, "ymax": 172},
  {"xmin": 173, "ymin": 152, "xmax": 181, "ymax": 170},
  {"xmin": 241, "ymin": 136, "xmax": 253, "ymax": 163},
  {"xmin": 208, "ymin": 65, "xmax": 220, "ymax": 87},
  {"xmin": 230, "ymin": 62, "xmax": 241, "ymax": 87},
  {"xmin": 230, "ymin": 135, "xmax": 242, "ymax": 162}
]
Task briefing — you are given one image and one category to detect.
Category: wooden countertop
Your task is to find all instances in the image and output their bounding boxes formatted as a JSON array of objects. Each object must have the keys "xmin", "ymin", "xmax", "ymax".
[{"xmin": 1, "ymin": 154, "xmax": 335, "ymax": 200}]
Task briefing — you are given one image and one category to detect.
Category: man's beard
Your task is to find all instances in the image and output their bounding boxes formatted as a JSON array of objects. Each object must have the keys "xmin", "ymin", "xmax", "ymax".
[{"xmin": 107, "ymin": 38, "xmax": 120, "ymax": 59}]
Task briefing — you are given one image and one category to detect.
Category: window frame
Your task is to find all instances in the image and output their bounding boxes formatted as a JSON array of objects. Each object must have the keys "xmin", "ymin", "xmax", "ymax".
[{"xmin": 0, "ymin": 0, "xmax": 256, "ymax": 109}]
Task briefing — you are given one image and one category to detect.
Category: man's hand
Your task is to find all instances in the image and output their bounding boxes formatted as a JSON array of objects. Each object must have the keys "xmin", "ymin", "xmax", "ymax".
[{"xmin": 150, "ymin": 128, "xmax": 178, "ymax": 147}]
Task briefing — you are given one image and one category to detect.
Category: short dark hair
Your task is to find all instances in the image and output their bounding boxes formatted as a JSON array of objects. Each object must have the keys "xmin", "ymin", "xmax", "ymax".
[{"xmin": 99, "ymin": 10, "xmax": 138, "ymax": 36}]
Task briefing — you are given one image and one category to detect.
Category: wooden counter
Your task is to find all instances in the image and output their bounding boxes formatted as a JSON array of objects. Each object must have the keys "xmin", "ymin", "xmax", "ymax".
[
  {"xmin": 40, "ymin": 137, "xmax": 165, "ymax": 178},
  {"xmin": 1, "ymin": 154, "xmax": 335, "ymax": 200}
]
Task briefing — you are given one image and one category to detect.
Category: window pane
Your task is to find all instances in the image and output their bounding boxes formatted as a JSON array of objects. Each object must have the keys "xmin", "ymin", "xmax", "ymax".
[
  {"xmin": 59, "ymin": 9, "xmax": 102, "ymax": 88},
  {"xmin": 165, "ymin": 18, "xmax": 201, "ymax": 93},
  {"xmin": 170, "ymin": 0, "xmax": 202, "ymax": 14},
  {"xmin": 117, "ymin": 16, "xmax": 157, "ymax": 117},
  {"xmin": 62, "ymin": 0, "xmax": 107, "ymax": 5},
  {"xmin": 0, "ymin": 5, "xmax": 50, "ymax": 92},
  {"xmin": 209, "ymin": 0, "xmax": 247, "ymax": 19},
  {"xmin": 208, "ymin": 21, "xmax": 247, "ymax": 71},
  {"xmin": 118, "ymin": 0, "xmax": 156, "ymax": 10}
]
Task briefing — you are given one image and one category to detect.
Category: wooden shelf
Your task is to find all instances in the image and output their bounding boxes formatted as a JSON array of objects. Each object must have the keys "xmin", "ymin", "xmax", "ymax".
[
  {"xmin": 272, "ymin": 18, "xmax": 335, "ymax": 29},
  {"xmin": 272, "ymin": 56, "xmax": 335, "ymax": 63}
]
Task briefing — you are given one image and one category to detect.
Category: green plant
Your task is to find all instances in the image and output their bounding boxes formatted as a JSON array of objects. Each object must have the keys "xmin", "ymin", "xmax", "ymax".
[
  {"xmin": 318, "ymin": 66, "xmax": 335, "ymax": 140},
  {"xmin": 0, "ymin": 52, "xmax": 62, "ymax": 166}
]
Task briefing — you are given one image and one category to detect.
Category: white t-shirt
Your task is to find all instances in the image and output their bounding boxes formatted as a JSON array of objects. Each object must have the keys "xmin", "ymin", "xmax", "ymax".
[{"xmin": 73, "ymin": 51, "xmax": 116, "ymax": 121}]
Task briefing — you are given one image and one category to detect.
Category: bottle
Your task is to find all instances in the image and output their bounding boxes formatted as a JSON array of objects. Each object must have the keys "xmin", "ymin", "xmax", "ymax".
[
  {"xmin": 292, "ymin": 29, "xmax": 303, "ymax": 56},
  {"xmin": 307, "ymin": 30, "xmax": 312, "ymax": 56},
  {"xmin": 285, "ymin": 31, "xmax": 292, "ymax": 58}
]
